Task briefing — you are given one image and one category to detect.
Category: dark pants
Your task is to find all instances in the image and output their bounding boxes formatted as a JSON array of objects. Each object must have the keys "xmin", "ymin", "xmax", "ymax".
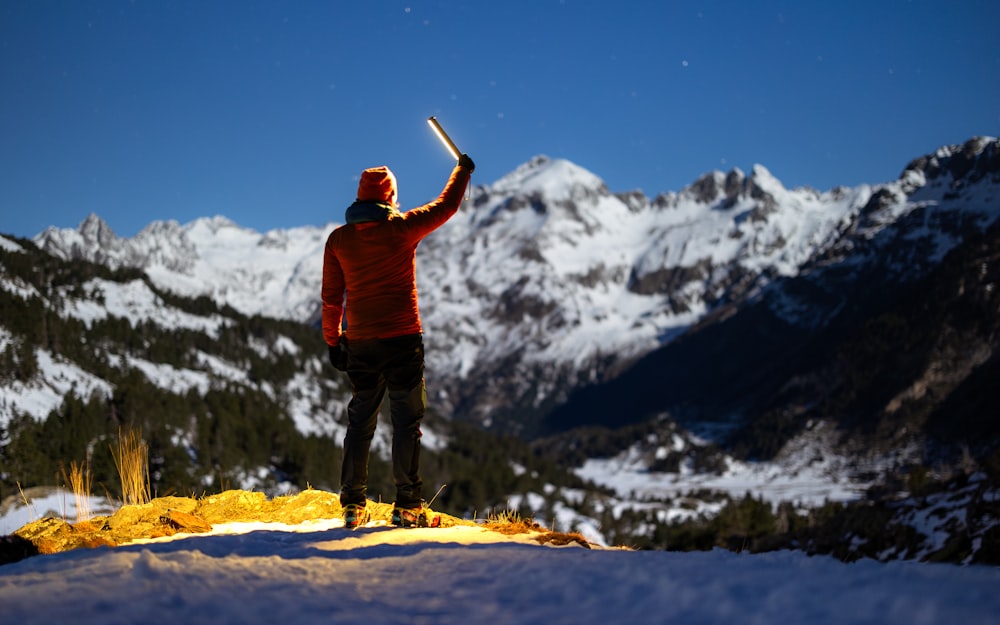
[{"xmin": 340, "ymin": 333, "xmax": 427, "ymax": 509}]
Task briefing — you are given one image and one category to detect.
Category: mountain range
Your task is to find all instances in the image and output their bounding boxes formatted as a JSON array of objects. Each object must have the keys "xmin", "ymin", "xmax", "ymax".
[
  {"xmin": 32, "ymin": 137, "xmax": 999, "ymax": 438},
  {"xmin": 4, "ymin": 136, "xmax": 999, "ymax": 561}
]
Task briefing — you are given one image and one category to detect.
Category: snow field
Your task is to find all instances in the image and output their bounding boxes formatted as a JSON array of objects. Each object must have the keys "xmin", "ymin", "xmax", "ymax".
[{"xmin": 1, "ymin": 518, "xmax": 998, "ymax": 625}]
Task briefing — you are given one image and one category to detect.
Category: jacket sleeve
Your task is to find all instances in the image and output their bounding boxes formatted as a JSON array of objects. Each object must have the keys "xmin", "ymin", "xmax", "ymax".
[
  {"xmin": 400, "ymin": 165, "xmax": 472, "ymax": 240},
  {"xmin": 321, "ymin": 233, "xmax": 346, "ymax": 346}
]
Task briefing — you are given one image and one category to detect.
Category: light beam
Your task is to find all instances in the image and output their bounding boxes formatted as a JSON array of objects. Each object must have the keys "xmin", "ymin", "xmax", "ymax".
[{"xmin": 427, "ymin": 116, "xmax": 461, "ymax": 161}]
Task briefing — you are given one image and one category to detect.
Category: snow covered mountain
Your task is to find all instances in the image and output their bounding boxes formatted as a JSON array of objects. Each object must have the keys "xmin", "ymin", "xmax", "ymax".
[
  {"xmin": 6, "ymin": 136, "xmax": 1000, "ymax": 561},
  {"xmin": 33, "ymin": 137, "xmax": 1000, "ymax": 439},
  {"xmin": 33, "ymin": 215, "xmax": 332, "ymax": 323},
  {"xmin": 543, "ymin": 137, "xmax": 1000, "ymax": 438}
]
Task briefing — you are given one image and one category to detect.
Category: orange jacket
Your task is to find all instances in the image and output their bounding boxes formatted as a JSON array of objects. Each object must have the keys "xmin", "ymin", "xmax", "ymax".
[{"xmin": 321, "ymin": 165, "xmax": 471, "ymax": 346}]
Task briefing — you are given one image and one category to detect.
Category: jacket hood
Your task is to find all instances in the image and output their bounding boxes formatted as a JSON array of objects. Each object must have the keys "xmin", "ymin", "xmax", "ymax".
[{"xmin": 356, "ymin": 166, "xmax": 398, "ymax": 206}]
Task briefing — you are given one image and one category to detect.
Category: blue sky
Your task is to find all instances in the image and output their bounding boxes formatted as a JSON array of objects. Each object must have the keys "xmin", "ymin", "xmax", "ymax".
[{"xmin": 2, "ymin": 1, "xmax": 998, "ymax": 239}]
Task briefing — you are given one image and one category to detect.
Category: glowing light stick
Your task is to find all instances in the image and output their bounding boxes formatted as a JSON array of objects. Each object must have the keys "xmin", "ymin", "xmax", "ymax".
[{"xmin": 427, "ymin": 116, "xmax": 461, "ymax": 161}]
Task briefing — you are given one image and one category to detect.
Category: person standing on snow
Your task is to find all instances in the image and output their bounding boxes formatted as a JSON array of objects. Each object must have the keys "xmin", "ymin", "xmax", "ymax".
[{"xmin": 322, "ymin": 153, "xmax": 475, "ymax": 528}]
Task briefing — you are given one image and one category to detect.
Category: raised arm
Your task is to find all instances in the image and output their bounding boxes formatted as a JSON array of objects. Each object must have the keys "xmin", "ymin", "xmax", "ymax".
[{"xmin": 400, "ymin": 155, "xmax": 475, "ymax": 239}]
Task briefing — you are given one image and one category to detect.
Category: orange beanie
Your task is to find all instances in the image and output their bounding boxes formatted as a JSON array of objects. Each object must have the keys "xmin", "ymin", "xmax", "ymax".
[{"xmin": 357, "ymin": 166, "xmax": 398, "ymax": 205}]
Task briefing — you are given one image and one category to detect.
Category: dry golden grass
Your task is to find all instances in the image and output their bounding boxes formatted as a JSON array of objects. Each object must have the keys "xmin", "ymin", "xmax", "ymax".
[
  {"xmin": 482, "ymin": 509, "xmax": 545, "ymax": 535},
  {"xmin": 4, "ymin": 488, "xmax": 603, "ymax": 567},
  {"xmin": 16, "ymin": 482, "xmax": 35, "ymax": 521},
  {"xmin": 110, "ymin": 426, "xmax": 150, "ymax": 506},
  {"xmin": 482, "ymin": 508, "xmax": 593, "ymax": 548},
  {"xmin": 60, "ymin": 460, "xmax": 93, "ymax": 522}
]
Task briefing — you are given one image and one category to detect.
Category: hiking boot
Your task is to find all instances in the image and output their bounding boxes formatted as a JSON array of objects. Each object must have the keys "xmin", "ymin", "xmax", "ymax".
[
  {"xmin": 343, "ymin": 503, "xmax": 368, "ymax": 529},
  {"xmin": 391, "ymin": 505, "xmax": 429, "ymax": 528}
]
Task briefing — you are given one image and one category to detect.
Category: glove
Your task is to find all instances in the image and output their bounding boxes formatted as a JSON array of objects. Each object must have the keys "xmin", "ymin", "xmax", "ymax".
[
  {"xmin": 328, "ymin": 341, "xmax": 348, "ymax": 372},
  {"xmin": 458, "ymin": 153, "xmax": 475, "ymax": 173}
]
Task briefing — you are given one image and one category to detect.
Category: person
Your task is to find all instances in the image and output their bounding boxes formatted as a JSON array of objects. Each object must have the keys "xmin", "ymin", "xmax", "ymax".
[{"xmin": 322, "ymin": 153, "xmax": 475, "ymax": 528}]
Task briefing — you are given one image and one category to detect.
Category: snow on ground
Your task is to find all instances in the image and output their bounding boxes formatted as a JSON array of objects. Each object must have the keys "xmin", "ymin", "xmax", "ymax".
[
  {"xmin": 576, "ymin": 423, "xmax": 885, "ymax": 516},
  {"xmin": 61, "ymin": 278, "xmax": 233, "ymax": 337},
  {"xmin": 578, "ymin": 451, "xmax": 863, "ymax": 508},
  {"xmin": 1, "ymin": 514, "xmax": 998, "ymax": 625},
  {"xmin": 0, "ymin": 345, "xmax": 113, "ymax": 427},
  {"xmin": 0, "ymin": 489, "xmax": 115, "ymax": 536},
  {"xmin": 108, "ymin": 353, "xmax": 211, "ymax": 396},
  {"xmin": 0, "ymin": 235, "xmax": 23, "ymax": 252},
  {"xmin": 284, "ymin": 369, "xmax": 345, "ymax": 438}
]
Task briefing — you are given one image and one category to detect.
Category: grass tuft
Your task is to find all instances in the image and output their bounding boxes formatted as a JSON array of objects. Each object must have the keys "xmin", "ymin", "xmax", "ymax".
[
  {"xmin": 16, "ymin": 482, "xmax": 36, "ymax": 523},
  {"xmin": 481, "ymin": 508, "xmax": 593, "ymax": 548},
  {"xmin": 60, "ymin": 460, "xmax": 93, "ymax": 522},
  {"xmin": 110, "ymin": 426, "xmax": 151, "ymax": 506},
  {"xmin": 482, "ymin": 509, "xmax": 544, "ymax": 535}
]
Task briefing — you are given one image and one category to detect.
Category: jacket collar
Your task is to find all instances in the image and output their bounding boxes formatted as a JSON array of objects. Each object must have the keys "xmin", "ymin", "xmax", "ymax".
[{"xmin": 345, "ymin": 201, "xmax": 396, "ymax": 224}]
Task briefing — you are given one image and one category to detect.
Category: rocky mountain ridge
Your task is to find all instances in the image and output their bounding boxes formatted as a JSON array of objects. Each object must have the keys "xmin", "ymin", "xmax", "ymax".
[{"xmin": 31, "ymin": 138, "xmax": 999, "ymax": 441}]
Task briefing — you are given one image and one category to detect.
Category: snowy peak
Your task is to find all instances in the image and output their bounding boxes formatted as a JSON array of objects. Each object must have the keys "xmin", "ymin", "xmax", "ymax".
[
  {"xmin": 443, "ymin": 156, "xmax": 630, "ymax": 275},
  {"xmin": 747, "ymin": 163, "xmax": 788, "ymax": 198},
  {"xmin": 136, "ymin": 218, "xmax": 184, "ymax": 238},
  {"xmin": 488, "ymin": 155, "xmax": 608, "ymax": 200},
  {"xmin": 899, "ymin": 135, "xmax": 999, "ymax": 190},
  {"xmin": 78, "ymin": 213, "xmax": 120, "ymax": 246},
  {"xmin": 681, "ymin": 168, "xmax": 745, "ymax": 205},
  {"xmin": 36, "ymin": 213, "xmax": 109, "ymax": 248},
  {"xmin": 34, "ymin": 213, "xmax": 126, "ymax": 268},
  {"xmin": 836, "ymin": 136, "xmax": 1000, "ymax": 268},
  {"xmin": 677, "ymin": 164, "xmax": 792, "ymax": 210}
]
